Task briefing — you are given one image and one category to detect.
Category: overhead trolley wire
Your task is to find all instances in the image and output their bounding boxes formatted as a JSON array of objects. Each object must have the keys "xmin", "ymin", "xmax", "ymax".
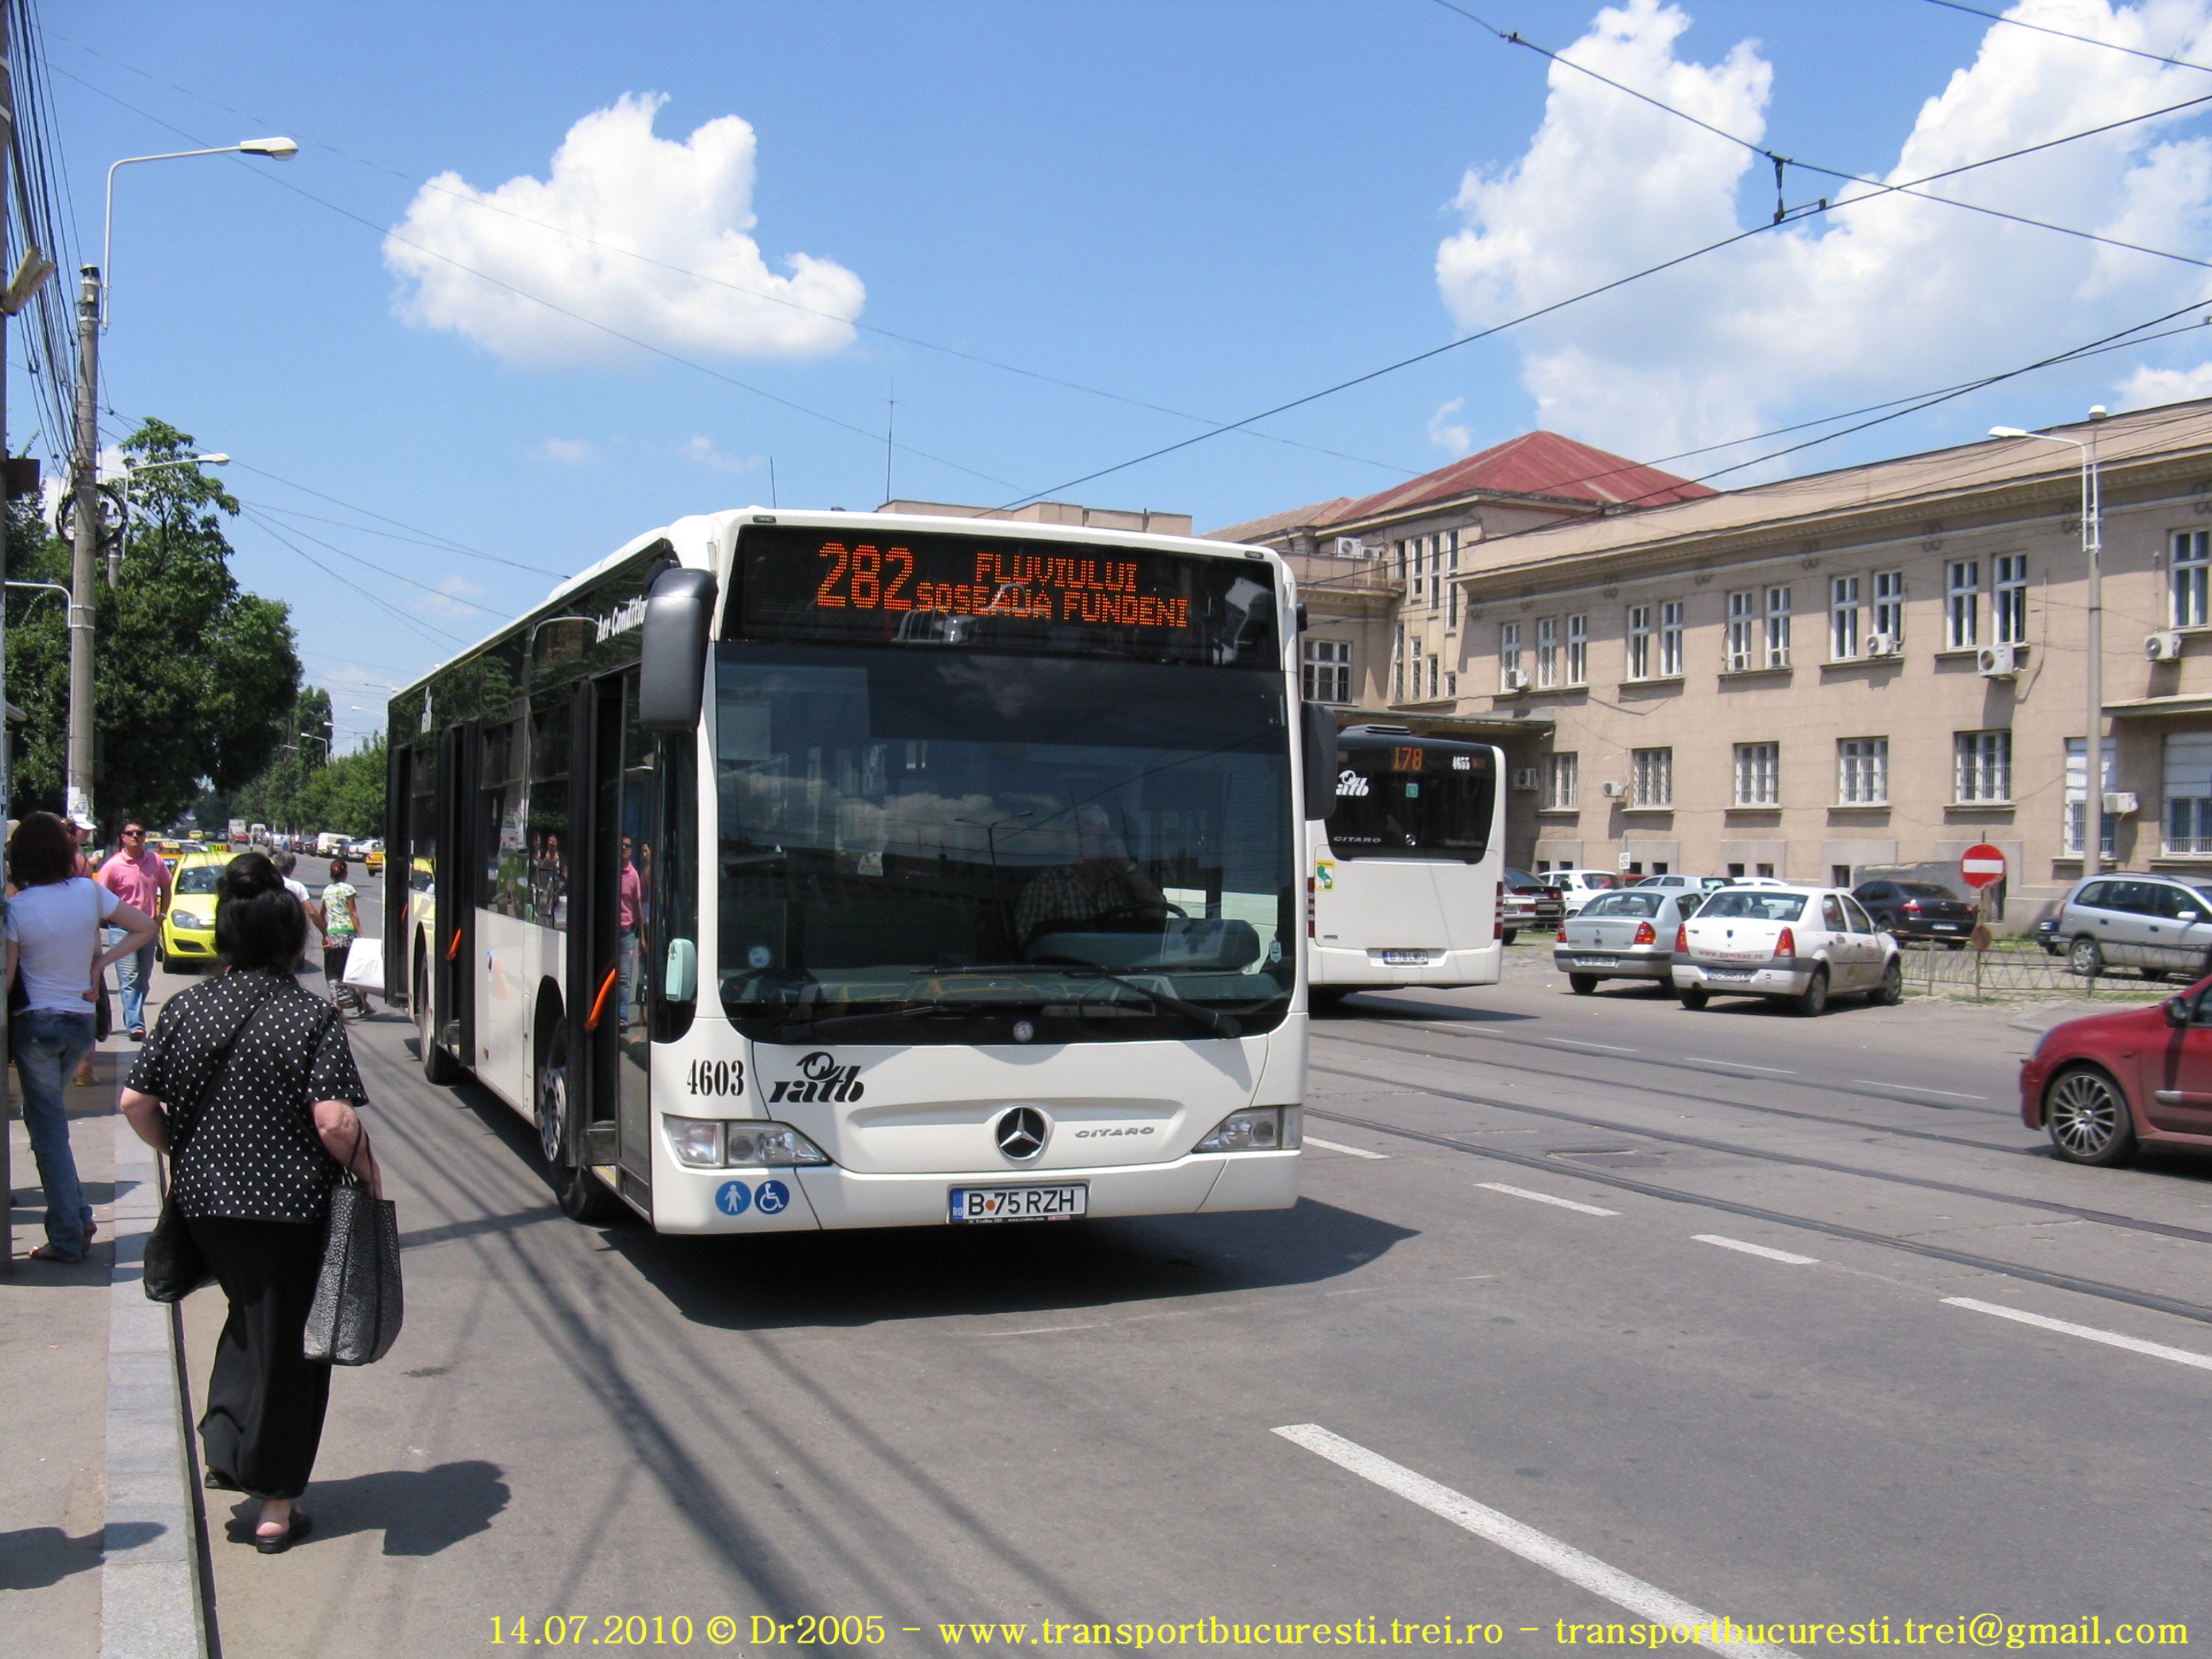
[{"xmin": 1922, "ymin": 0, "xmax": 2212, "ymax": 77}]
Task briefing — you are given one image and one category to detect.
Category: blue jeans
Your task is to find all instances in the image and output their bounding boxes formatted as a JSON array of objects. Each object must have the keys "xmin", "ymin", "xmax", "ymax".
[
  {"xmin": 617, "ymin": 928, "xmax": 639, "ymax": 1026},
  {"xmin": 12, "ymin": 1009, "xmax": 97, "ymax": 1256},
  {"xmin": 108, "ymin": 926, "xmax": 157, "ymax": 1035}
]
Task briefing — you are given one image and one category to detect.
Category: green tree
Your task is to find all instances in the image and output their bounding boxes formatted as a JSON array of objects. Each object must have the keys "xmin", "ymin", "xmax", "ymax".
[
  {"xmin": 233, "ymin": 687, "xmax": 334, "ymax": 832},
  {"xmin": 296, "ymin": 733, "xmax": 387, "ymax": 840},
  {"xmin": 5, "ymin": 419, "xmax": 300, "ymax": 835}
]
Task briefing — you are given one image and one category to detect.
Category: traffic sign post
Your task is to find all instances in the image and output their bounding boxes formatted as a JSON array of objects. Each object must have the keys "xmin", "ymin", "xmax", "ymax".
[{"xmin": 1960, "ymin": 844, "xmax": 2007, "ymax": 972}]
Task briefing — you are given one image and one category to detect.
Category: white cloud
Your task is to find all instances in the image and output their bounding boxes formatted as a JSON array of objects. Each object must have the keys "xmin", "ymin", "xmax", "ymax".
[
  {"xmin": 2118, "ymin": 358, "xmax": 2212, "ymax": 405},
  {"xmin": 386, "ymin": 92, "xmax": 864, "ymax": 365},
  {"xmin": 1427, "ymin": 397, "xmax": 1474, "ymax": 455},
  {"xmin": 415, "ymin": 573, "xmax": 490, "ymax": 621},
  {"xmin": 681, "ymin": 434, "xmax": 760, "ymax": 474},
  {"xmin": 1435, "ymin": 0, "xmax": 2212, "ymax": 463},
  {"xmin": 537, "ymin": 437, "xmax": 597, "ymax": 465}
]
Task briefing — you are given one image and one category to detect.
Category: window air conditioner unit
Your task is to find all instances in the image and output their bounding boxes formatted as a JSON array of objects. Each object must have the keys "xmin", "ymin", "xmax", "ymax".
[
  {"xmin": 1601, "ymin": 780, "xmax": 1629, "ymax": 799},
  {"xmin": 1510, "ymin": 767, "xmax": 1541, "ymax": 791},
  {"xmin": 1502, "ymin": 669, "xmax": 1530, "ymax": 692},
  {"xmin": 1865, "ymin": 633, "xmax": 1901, "ymax": 657},
  {"xmin": 2146, "ymin": 630, "xmax": 2184, "ymax": 662},
  {"xmin": 1333, "ymin": 536, "xmax": 1365, "ymax": 559},
  {"xmin": 1976, "ymin": 643, "xmax": 2025, "ymax": 678},
  {"xmin": 2104, "ymin": 791, "xmax": 2140, "ymax": 816}
]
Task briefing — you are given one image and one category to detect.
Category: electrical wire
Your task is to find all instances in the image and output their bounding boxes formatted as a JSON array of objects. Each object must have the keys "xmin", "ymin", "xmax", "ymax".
[
  {"xmin": 1922, "ymin": 0, "xmax": 2212, "ymax": 76},
  {"xmin": 237, "ymin": 506, "xmax": 504, "ymax": 618},
  {"xmin": 244, "ymin": 511, "xmax": 470, "ymax": 649},
  {"xmin": 229, "ymin": 460, "xmax": 567, "ymax": 577}
]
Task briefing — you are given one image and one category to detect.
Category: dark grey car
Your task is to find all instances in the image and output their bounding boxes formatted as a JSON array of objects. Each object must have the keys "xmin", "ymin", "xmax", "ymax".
[
  {"xmin": 2057, "ymin": 874, "xmax": 2212, "ymax": 981},
  {"xmin": 1555, "ymin": 888, "xmax": 1700, "ymax": 993}
]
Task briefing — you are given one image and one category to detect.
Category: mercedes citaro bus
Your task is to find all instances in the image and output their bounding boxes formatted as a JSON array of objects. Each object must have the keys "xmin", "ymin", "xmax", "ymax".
[
  {"xmin": 1307, "ymin": 724, "xmax": 1505, "ymax": 1004},
  {"xmin": 386, "ymin": 509, "xmax": 1337, "ymax": 1232}
]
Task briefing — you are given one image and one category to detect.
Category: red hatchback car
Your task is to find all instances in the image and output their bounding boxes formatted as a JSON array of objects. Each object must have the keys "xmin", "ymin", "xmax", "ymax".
[{"xmin": 2019, "ymin": 979, "xmax": 2212, "ymax": 1164}]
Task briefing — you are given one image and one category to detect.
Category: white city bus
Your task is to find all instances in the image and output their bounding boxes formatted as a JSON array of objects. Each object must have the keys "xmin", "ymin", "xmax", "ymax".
[
  {"xmin": 1306, "ymin": 723, "xmax": 1505, "ymax": 1004},
  {"xmin": 387, "ymin": 509, "xmax": 1337, "ymax": 1231}
]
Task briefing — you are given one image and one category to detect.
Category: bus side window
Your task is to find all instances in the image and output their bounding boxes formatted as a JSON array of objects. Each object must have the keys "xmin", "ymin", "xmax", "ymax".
[{"xmin": 655, "ymin": 735, "xmax": 700, "ymax": 1033}]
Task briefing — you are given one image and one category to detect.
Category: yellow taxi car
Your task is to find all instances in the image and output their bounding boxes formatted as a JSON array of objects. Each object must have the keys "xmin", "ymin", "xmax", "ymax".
[
  {"xmin": 364, "ymin": 843, "xmax": 385, "ymax": 876},
  {"xmin": 159, "ymin": 850, "xmax": 234, "ymax": 972}
]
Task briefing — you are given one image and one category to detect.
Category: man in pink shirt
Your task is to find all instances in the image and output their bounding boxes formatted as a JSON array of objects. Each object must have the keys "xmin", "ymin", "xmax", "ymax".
[
  {"xmin": 617, "ymin": 835, "xmax": 644, "ymax": 1029},
  {"xmin": 98, "ymin": 820, "xmax": 172, "ymax": 1039}
]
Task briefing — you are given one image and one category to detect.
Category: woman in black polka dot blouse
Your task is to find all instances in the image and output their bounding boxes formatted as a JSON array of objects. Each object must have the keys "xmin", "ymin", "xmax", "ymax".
[{"xmin": 119, "ymin": 853, "xmax": 380, "ymax": 1555}]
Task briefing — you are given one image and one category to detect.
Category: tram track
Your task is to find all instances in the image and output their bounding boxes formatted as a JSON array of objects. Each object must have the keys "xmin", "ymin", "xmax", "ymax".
[
  {"xmin": 1305, "ymin": 1044, "xmax": 2212, "ymax": 1251},
  {"xmin": 1301, "ymin": 1099, "xmax": 2212, "ymax": 1330}
]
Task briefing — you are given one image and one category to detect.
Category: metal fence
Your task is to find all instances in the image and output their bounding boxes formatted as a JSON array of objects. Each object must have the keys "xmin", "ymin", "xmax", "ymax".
[{"xmin": 1895, "ymin": 938, "xmax": 2204, "ymax": 999}]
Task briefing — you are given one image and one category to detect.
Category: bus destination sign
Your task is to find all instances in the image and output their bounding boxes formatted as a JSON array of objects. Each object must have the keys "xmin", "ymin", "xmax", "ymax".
[{"xmin": 736, "ymin": 524, "xmax": 1278, "ymax": 666}]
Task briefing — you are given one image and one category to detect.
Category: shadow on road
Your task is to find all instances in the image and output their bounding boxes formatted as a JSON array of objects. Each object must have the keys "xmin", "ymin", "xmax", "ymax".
[
  {"xmin": 0, "ymin": 1523, "xmax": 158, "ymax": 1588},
  {"xmin": 218, "ymin": 1460, "xmax": 509, "ymax": 1557},
  {"xmin": 1315, "ymin": 994, "xmax": 1533, "ymax": 1024}
]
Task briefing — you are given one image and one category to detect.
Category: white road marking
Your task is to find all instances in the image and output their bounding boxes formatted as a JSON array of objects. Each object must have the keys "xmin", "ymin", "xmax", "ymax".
[
  {"xmin": 1941, "ymin": 1298, "xmax": 2212, "ymax": 1371},
  {"xmin": 1273, "ymin": 1424, "xmax": 1798, "ymax": 1659},
  {"xmin": 992, "ymin": 1323, "xmax": 1108, "ymax": 1337},
  {"xmin": 1477, "ymin": 1181, "xmax": 1619, "ymax": 1217},
  {"xmin": 1305, "ymin": 1135, "xmax": 1390, "ymax": 1160},
  {"xmin": 1694, "ymin": 1234, "xmax": 1819, "ymax": 1266},
  {"xmin": 1713, "ymin": 1062, "xmax": 1796, "ymax": 1074},
  {"xmin": 1544, "ymin": 1037, "xmax": 1639, "ymax": 1052},
  {"xmin": 1852, "ymin": 1080, "xmax": 1988, "ymax": 1100}
]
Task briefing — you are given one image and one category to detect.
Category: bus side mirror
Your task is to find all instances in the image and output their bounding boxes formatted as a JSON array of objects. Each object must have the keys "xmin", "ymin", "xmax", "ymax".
[
  {"xmin": 664, "ymin": 937, "xmax": 697, "ymax": 1004},
  {"xmin": 638, "ymin": 567, "xmax": 719, "ymax": 731},
  {"xmin": 1301, "ymin": 701, "xmax": 1338, "ymax": 822}
]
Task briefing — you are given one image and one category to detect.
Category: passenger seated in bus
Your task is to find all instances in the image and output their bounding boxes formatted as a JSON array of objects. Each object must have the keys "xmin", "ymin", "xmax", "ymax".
[{"xmin": 1013, "ymin": 804, "xmax": 1170, "ymax": 947}]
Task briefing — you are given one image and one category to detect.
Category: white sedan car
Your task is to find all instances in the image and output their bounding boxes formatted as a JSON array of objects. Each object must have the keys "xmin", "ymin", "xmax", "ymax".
[
  {"xmin": 1673, "ymin": 886, "xmax": 1901, "ymax": 1016},
  {"xmin": 1543, "ymin": 869, "xmax": 1621, "ymax": 917}
]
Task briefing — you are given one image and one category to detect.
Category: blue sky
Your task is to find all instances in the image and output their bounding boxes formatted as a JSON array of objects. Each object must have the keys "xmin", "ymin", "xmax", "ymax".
[{"xmin": 24, "ymin": 1, "xmax": 2212, "ymax": 749}]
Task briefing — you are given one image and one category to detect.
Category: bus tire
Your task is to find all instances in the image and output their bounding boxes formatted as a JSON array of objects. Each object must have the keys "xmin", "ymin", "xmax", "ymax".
[
  {"xmin": 415, "ymin": 946, "xmax": 461, "ymax": 1085},
  {"xmin": 538, "ymin": 1027, "xmax": 620, "ymax": 1225}
]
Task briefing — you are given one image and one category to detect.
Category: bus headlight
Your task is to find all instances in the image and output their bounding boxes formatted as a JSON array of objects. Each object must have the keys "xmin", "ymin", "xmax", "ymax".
[
  {"xmin": 725, "ymin": 1123, "xmax": 831, "ymax": 1167},
  {"xmin": 667, "ymin": 1116, "xmax": 725, "ymax": 1168},
  {"xmin": 1195, "ymin": 1106, "xmax": 1302, "ymax": 1152}
]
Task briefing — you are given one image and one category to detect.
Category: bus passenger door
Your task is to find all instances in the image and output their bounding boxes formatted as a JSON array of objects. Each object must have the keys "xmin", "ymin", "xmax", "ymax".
[{"xmin": 432, "ymin": 720, "xmax": 480, "ymax": 1073}]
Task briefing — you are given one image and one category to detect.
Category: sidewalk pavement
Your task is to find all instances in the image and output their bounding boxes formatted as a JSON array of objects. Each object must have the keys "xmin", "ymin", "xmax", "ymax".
[{"xmin": 2, "ymin": 1033, "xmax": 208, "ymax": 1659}]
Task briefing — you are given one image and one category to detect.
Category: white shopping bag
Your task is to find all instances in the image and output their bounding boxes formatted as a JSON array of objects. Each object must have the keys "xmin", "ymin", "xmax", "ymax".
[{"xmin": 341, "ymin": 934, "xmax": 384, "ymax": 993}]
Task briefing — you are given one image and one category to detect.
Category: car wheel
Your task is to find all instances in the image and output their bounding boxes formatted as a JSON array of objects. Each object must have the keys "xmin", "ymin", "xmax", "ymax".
[
  {"xmin": 1793, "ymin": 967, "xmax": 1830, "ymax": 1016},
  {"xmin": 1677, "ymin": 985, "xmax": 1708, "ymax": 1010},
  {"xmin": 1501, "ymin": 929, "xmax": 1517, "ymax": 945},
  {"xmin": 538, "ymin": 1026, "xmax": 621, "ymax": 1223},
  {"xmin": 1569, "ymin": 973, "xmax": 1598, "ymax": 995},
  {"xmin": 2068, "ymin": 936, "xmax": 2104, "ymax": 978},
  {"xmin": 2044, "ymin": 1066, "xmax": 2139, "ymax": 1167},
  {"xmin": 1872, "ymin": 956, "xmax": 1903, "ymax": 1006},
  {"xmin": 416, "ymin": 948, "xmax": 461, "ymax": 1085}
]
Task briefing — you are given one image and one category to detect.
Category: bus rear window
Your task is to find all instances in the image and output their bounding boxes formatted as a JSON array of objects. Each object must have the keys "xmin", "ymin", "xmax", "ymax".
[{"xmin": 1326, "ymin": 741, "xmax": 1494, "ymax": 862}]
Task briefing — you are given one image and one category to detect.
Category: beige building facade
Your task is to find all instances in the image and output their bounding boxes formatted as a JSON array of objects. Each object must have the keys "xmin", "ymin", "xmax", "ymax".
[{"xmin": 1440, "ymin": 402, "xmax": 2212, "ymax": 917}]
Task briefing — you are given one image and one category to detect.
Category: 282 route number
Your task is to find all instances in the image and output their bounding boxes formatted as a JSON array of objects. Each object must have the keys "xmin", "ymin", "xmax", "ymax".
[{"xmin": 687, "ymin": 1059, "xmax": 745, "ymax": 1097}]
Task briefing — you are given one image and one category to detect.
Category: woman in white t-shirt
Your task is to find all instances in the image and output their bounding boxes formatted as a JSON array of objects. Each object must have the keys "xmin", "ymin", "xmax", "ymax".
[{"xmin": 5, "ymin": 812, "xmax": 160, "ymax": 1262}]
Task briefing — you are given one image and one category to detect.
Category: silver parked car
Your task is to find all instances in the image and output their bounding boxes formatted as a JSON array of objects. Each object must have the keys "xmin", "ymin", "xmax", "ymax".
[
  {"xmin": 1555, "ymin": 887, "xmax": 1703, "ymax": 993},
  {"xmin": 2055, "ymin": 873, "xmax": 2212, "ymax": 981}
]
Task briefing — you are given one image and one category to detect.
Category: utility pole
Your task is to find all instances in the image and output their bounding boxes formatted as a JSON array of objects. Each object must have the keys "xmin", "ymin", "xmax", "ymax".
[
  {"xmin": 2084, "ymin": 407, "xmax": 2107, "ymax": 869},
  {"xmin": 1, "ymin": 0, "xmax": 15, "ymax": 1269},
  {"xmin": 67, "ymin": 264, "xmax": 97, "ymax": 830}
]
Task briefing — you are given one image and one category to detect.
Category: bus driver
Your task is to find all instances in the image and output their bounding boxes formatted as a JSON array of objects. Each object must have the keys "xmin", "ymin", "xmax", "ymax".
[{"xmin": 1013, "ymin": 803, "xmax": 1170, "ymax": 947}]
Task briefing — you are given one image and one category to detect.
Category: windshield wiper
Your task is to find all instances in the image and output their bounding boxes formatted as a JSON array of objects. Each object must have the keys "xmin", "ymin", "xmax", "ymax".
[{"xmin": 1008, "ymin": 959, "xmax": 1256, "ymax": 1037}]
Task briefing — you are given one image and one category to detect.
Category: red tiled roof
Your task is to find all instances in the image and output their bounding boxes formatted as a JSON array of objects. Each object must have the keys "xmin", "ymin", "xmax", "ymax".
[{"xmin": 1334, "ymin": 430, "xmax": 1714, "ymax": 522}]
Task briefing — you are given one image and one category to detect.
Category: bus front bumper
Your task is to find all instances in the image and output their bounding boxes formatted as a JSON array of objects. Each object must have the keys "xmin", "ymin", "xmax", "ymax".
[{"xmin": 647, "ymin": 1148, "xmax": 1302, "ymax": 1234}]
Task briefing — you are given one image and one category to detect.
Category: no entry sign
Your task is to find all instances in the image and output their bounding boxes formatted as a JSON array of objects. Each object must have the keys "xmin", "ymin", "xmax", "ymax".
[{"xmin": 1959, "ymin": 843, "xmax": 2008, "ymax": 890}]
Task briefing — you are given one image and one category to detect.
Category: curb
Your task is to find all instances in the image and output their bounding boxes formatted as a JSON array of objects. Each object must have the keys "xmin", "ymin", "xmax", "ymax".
[{"xmin": 101, "ymin": 1112, "xmax": 209, "ymax": 1659}]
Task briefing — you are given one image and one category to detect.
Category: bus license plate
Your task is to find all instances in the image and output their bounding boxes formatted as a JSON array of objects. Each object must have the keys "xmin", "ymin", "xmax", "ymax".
[
  {"xmin": 949, "ymin": 1185, "xmax": 1089, "ymax": 1224},
  {"xmin": 1381, "ymin": 951, "xmax": 1428, "ymax": 965}
]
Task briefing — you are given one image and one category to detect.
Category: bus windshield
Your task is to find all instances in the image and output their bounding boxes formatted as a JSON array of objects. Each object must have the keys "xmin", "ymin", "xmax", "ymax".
[
  {"xmin": 1326, "ymin": 737, "xmax": 1495, "ymax": 861},
  {"xmin": 713, "ymin": 643, "xmax": 1295, "ymax": 1043}
]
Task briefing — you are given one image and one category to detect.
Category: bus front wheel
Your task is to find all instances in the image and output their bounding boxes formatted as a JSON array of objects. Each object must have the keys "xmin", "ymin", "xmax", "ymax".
[
  {"xmin": 415, "ymin": 948, "xmax": 460, "ymax": 1085},
  {"xmin": 538, "ymin": 1029, "xmax": 620, "ymax": 1225}
]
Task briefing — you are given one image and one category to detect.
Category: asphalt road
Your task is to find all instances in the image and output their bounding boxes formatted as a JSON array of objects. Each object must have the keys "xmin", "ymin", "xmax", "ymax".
[{"xmin": 169, "ymin": 930, "xmax": 2210, "ymax": 1656}]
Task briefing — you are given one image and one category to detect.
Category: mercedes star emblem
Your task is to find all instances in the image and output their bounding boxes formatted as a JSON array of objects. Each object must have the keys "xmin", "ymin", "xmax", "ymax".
[{"xmin": 995, "ymin": 1106, "xmax": 1047, "ymax": 1161}]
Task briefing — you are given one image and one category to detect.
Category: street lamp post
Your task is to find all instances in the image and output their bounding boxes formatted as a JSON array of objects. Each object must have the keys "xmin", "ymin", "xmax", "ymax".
[
  {"xmin": 1992, "ymin": 408, "xmax": 2111, "ymax": 866},
  {"xmin": 113, "ymin": 451, "xmax": 228, "ymax": 585},
  {"xmin": 67, "ymin": 138, "xmax": 294, "ymax": 829}
]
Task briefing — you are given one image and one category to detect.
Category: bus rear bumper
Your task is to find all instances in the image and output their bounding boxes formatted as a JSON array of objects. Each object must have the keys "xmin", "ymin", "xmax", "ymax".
[
  {"xmin": 1308, "ymin": 940, "xmax": 1501, "ymax": 988},
  {"xmin": 647, "ymin": 1150, "xmax": 1301, "ymax": 1234}
]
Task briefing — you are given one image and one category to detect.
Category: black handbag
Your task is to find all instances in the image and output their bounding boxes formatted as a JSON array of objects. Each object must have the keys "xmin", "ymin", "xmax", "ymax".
[
  {"xmin": 303, "ymin": 1126, "xmax": 403, "ymax": 1365},
  {"xmin": 142, "ymin": 981, "xmax": 282, "ymax": 1305}
]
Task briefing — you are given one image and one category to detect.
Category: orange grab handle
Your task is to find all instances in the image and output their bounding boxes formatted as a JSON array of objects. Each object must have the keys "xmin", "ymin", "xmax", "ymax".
[
  {"xmin": 585, "ymin": 966, "xmax": 619, "ymax": 1032},
  {"xmin": 445, "ymin": 926, "xmax": 463, "ymax": 962}
]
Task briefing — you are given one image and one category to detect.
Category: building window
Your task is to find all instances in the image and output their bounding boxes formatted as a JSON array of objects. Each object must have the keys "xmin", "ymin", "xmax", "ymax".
[
  {"xmin": 1536, "ymin": 617, "xmax": 1559, "ymax": 688},
  {"xmin": 1302, "ymin": 638, "xmax": 1351, "ymax": 704},
  {"xmin": 1659, "ymin": 600, "xmax": 1684, "ymax": 676},
  {"xmin": 1837, "ymin": 737, "xmax": 1889, "ymax": 806},
  {"xmin": 1394, "ymin": 541, "xmax": 1407, "ymax": 584},
  {"xmin": 1393, "ymin": 625, "xmax": 1405, "ymax": 701},
  {"xmin": 2164, "ymin": 732, "xmax": 2212, "ymax": 854},
  {"xmin": 1428, "ymin": 655, "xmax": 1440, "ymax": 700},
  {"xmin": 1545, "ymin": 752, "xmax": 1578, "ymax": 810},
  {"xmin": 1726, "ymin": 591, "xmax": 1756, "ymax": 672},
  {"xmin": 2174, "ymin": 532, "xmax": 2210, "ymax": 628},
  {"xmin": 1632, "ymin": 747, "xmax": 1673, "ymax": 807},
  {"xmin": 1445, "ymin": 670, "xmax": 1457, "ymax": 699},
  {"xmin": 1947, "ymin": 560, "xmax": 1980, "ymax": 650},
  {"xmin": 1448, "ymin": 584, "xmax": 1459, "ymax": 628},
  {"xmin": 2064, "ymin": 737, "xmax": 2116, "ymax": 859},
  {"xmin": 1565, "ymin": 614, "xmax": 1588, "ymax": 684},
  {"xmin": 1733, "ymin": 742, "xmax": 1778, "ymax": 807},
  {"xmin": 1499, "ymin": 621, "xmax": 1521, "ymax": 690},
  {"xmin": 1830, "ymin": 575, "xmax": 1860, "ymax": 661},
  {"xmin": 1448, "ymin": 531, "xmax": 1460, "ymax": 573},
  {"xmin": 1765, "ymin": 585, "xmax": 1792, "ymax": 668},
  {"xmin": 1627, "ymin": 604, "xmax": 1652, "ymax": 679},
  {"xmin": 1873, "ymin": 569, "xmax": 1904, "ymax": 643},
  {"xmin": 1954, "ymin": 730, "xmax": 2011, "ymax": 803},
  {"xmin": 1994, "ymin": 554, "xmax": 2028, "ymax": 645}
]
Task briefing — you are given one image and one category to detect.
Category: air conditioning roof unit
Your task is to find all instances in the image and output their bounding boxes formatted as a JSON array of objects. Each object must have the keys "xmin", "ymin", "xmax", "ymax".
[{"xmin": 2146, "ymin": 630, "xmax": 2184, "ymax": 662}]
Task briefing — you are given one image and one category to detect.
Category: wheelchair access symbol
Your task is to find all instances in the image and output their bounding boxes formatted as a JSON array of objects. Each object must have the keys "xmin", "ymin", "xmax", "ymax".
[
  {"xmin": 714, "ymin": 1180, "xmax": 752, "ymax": 1216},
  {"xmin": 756, "ymin": 1179, "xmax": 790, "ymax": 1215}
]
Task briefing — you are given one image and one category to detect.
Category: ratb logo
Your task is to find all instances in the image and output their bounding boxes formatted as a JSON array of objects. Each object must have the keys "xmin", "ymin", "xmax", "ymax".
[{"xmin": 770, "ymin": 1051, "xmax": 866, "ymax": 1104}]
